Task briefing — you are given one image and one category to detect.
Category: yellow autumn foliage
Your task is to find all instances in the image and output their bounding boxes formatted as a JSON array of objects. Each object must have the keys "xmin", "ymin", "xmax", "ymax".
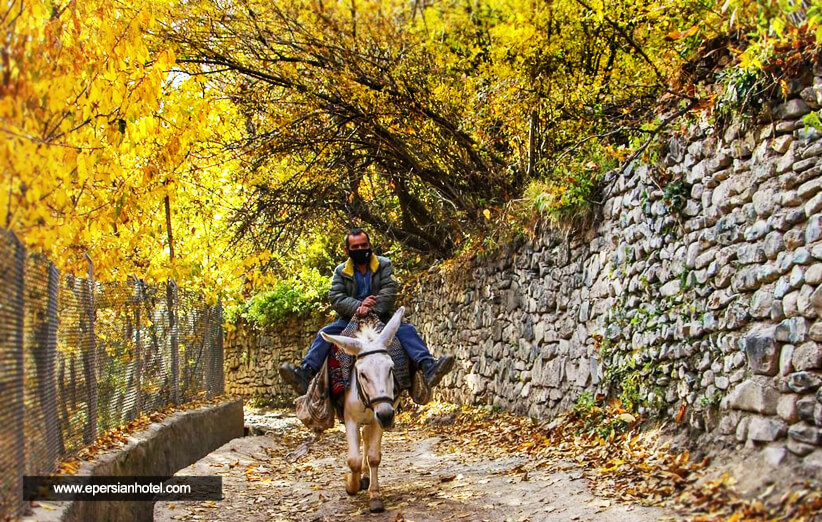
[{"xmin": 1, "ymin": 0, "xmax": 250, "ymax": 300}]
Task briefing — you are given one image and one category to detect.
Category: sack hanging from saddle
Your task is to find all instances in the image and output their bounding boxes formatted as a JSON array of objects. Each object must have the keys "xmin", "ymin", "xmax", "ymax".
[{"xmin": 295, "ymin": 359, "xmax": 335, "ymax": 432}]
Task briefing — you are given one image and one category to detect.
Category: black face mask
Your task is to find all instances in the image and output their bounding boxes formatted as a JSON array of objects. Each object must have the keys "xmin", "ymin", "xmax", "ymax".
[{"xmin": 348, "ymin": 248, "xmax": 372, "ymax": 266}]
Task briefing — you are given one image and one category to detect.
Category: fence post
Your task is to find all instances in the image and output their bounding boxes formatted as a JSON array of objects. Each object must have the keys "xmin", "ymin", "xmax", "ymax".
[
  {"xmin": 33, "ymin": 262, "xmax": 64, "ymax": 471},
  {"xmin": 204, "ymin": 304, "xmax": 214, "ymax": 398},
  {"xmin": 82, "ymin": 254, "xmax": 98, "ymax": 444},
  {"xmin": 216, "ymin": 299, "xmax": 224, "ymax": 396},
  {"xmin": 167, "ymin": 279, "xmax": 179, "ymax": 404},
  {"xmin": 134, "ymin": 280, "xmax": 142, "ymax": 418}
]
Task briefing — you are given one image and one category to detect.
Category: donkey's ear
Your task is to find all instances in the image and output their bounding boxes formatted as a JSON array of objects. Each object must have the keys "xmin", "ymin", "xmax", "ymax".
[
  {"xmin": 378, "ymin": 306, "xmax": 404, "ymax": 347},
  {"xmin": 321, "ymin": 332, "xmax": 364, "ymax": 356}
]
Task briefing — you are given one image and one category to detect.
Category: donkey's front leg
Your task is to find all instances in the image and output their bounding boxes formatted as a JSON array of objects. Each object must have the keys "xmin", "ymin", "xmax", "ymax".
[
  {"xmin": 362, "ymin": 423, "xmax": 385, "ymax": 513},
  {"xmin": 344, "ymin": 420, "xmax": 362, "ymax": 495}
]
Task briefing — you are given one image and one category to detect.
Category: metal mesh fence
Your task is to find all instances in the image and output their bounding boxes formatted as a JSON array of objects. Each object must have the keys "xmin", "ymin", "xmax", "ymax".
[
  {"xmin": 0, "ymin": 229, "xmax": 224, "ymax": 519},
  {"xmin": 0, "ymin": 233, "xmax": 25, "ymax": 520}
]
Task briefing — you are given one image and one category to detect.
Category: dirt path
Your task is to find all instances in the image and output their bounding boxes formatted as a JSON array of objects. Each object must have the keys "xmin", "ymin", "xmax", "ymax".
[{"xmin": 154, "ymin": 410, "xmax": 673, "ymax": 522}]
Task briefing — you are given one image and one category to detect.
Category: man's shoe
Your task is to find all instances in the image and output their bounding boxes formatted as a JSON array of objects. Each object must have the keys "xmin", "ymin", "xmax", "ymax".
[
  {"xmin": 279, "ymin": 363, "xmax": 316, "ymax": 395},
  {"xmin": 421, "ymin": 354, "xmax": 455, "ymax": 389}
]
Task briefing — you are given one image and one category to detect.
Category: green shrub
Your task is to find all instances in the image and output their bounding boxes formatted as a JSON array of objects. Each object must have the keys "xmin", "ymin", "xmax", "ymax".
[
  {"xmin": 239, "ymin": 269, "xmax": 329, "ymax": 328},
  {"xmin": 524, "ymin": 142, "xmax": 618, "ymax": 222}
]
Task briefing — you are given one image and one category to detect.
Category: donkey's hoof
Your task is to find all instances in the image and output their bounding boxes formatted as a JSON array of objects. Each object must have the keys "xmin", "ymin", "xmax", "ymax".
[
  {"xmin": 360, "ymin": 476, "xmax": 370, "ymax": 491},
  {"xmin": 369, "ymin": 499, "xmax": 385, "ymax": 513},
  {"xmin": 344, "ymin": 473, "xmax": 360, "ymax": 496}
]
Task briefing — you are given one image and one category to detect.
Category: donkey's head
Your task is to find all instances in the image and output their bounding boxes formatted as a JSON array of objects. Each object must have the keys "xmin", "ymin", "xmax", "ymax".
[{"xmin": 321, "ymin": 307, "xmax": 404, "ymax": 429}]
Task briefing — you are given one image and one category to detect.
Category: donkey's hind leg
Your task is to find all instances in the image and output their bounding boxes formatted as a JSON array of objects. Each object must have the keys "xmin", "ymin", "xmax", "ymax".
[{"xmin": 362, "ymin": 423, "xmax": 385, "ymax": 513}]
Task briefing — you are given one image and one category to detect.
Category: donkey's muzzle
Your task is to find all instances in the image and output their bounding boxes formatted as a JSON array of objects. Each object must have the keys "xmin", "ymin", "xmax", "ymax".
[{"xmin": 375, "ymin": 408, "xmax": 395, "ymax": 429}]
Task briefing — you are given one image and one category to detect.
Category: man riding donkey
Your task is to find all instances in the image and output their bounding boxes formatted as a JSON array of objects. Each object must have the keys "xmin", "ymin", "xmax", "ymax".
[{"xmin": 279, "ymin": 227, "xmax": 455, "ymax": 397}]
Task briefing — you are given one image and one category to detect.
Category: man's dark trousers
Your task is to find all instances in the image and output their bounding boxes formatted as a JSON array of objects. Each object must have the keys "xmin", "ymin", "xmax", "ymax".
[{"xmin": 303, "ymin": 318, "xmax": 432, "ymax": 371}]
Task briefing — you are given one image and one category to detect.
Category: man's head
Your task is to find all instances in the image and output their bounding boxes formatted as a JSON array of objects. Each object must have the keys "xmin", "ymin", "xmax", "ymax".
[
  {"xmin": 344, "ymin": 228, "xmax": 370, "ymax": 251},
  {"xmin": 345, "ymin": 228, "xmax": 372, "ymax": 266}
]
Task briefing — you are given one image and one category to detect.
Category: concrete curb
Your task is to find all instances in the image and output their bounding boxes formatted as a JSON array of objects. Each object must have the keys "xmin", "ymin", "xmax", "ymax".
[{"xmin": 26, "ymin": 398, "xmax": 244, "ymax": 522}]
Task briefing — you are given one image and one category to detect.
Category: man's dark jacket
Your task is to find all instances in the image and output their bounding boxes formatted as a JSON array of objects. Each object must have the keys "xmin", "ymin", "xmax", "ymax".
[{"xmin": 329, "ymin": 254, "xmax": 398, "ymax": 322}]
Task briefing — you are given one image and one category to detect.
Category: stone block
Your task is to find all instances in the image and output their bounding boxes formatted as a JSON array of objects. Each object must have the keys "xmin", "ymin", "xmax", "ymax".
[
  {"xmin": 788, "ymin": 438, "xmax": 817, "ymax": 456},
  {"xmin": 542, "ymin": 357, "xmax": 566, "ymax": 388},
  {"xmin": 718, "ymin": 411, "xmax": 742, "ymax": 435},
  {"xmin": 660, "ymin": 279, "xmax": 682, "ymax": 297},
  {"xmin": 809, "ymin": 215, "xmax": 822, "ymax": 243},
  {"xmin": 793, "ymin": 342, "xmax": 822, "ymax": 371},
  {"xmin": 801, "ymin": 84, "xmax": 822, "ymax": 107},
  {"xmin": 802, "ymin": 140, "xmax": 822, "ymax": 159},
  {"xmin": 776, "ymin": 317, "xmax": 808, "ymax": 344},
  {"xmin": 775, "ymin": 99, "xmax": 811, "ymax": 120},
  {"xmin": 778, "ymin": 394, "xmax": 800, "ymax": 423},
  {"xmin": 780, "ymin": 344, "xmax": 795, "ymax": 376},
  {"xmin": 762, "ymin": 445, "xmax": 788, "ymax": 467},
  {"xmin": 737, "ymin": 244, "xmax": 767, "ymax": 265},
  {"xmin": 787, "ymin": 371, "xmax": 822, "ymax": 393},
  {"xmin": 795, "ymin": 157, "xmax": 818, "ymax": 173},
  {"xmin": 764, "ymin": 232, "xmax": 785, "ymax": 260},
  {"xmin": 798, "ymin": 285, "xmax": 817, "ymax": 318},
  {"xmin": 743, "ymin": 328, "xmax": 779, "ymax": 375},
  {"xmin": 778, "ymin": 148, "xmax": 797, "ymax": 174},
  {"xmin": 772, "ymin": 135, "xmax": 794, "ymax": 154},
  {"xmin": 790, "ymin": 265, "xmax": 805, "ymax": 287},
  {"xmin": 744, "ymin": 221, "xmax": 770, "ymax": 241},
  {"xmin": 725, "ymin": 380, "xmax": 780, "ymax": 414},
  {"xmin": 799, "ymin": 176, "xmax": 822, "ymax": 199},
  {"xmin": 807, "ymin": 265, "xmax": 822, "ymax": 285},
  {"xmin": 747, "ymin": 416, "xmax": 788, "ymax": 442},
  {"xmin": 798, "ymin": 396, "xmax": 819, "ymax": 423},
  {"xmin": 749, "ymin": 290, "xmax": 774, "ymax": 319},
  {"xmin": 810, "ymin": 321, "xmax": 822, "ymax": 342},
  {"xmin": 788, "ymin": 423, "xmax": 822, "ymax": 445},
  {"xmin": 807, "ymin": 192, "xmax": 822, "ymax": 217},
  {"xmin": 784, "ymin": 291, "xmax": 799, "ymax": 318},
  {"xmin": 736, "ymin": 416, "xmax": 750, "ymax": 441},
  {"xmin": 796, "ymin": 248, "xmax": 813, "ymax": 265},
  {"xmin": 803, "ymin": 450, "xmax": 822, "ymax": 473}
]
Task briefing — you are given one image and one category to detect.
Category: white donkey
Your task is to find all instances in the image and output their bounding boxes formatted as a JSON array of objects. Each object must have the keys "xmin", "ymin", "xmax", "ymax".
[{"xmin": 320, "ymin": 306, "xmax": 405, "ymax": 513}]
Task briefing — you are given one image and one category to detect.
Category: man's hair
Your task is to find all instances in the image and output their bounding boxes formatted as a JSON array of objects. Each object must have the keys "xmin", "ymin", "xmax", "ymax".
[{"xmin": 344, "ymin": 228, "xmax": 370, "ymax": 249}]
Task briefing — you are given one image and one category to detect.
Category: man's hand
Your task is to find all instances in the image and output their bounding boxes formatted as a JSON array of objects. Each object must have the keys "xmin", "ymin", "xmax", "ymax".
[{"xmin": 356, "ymin": 295, "xmax": 377, "ymax": 317}]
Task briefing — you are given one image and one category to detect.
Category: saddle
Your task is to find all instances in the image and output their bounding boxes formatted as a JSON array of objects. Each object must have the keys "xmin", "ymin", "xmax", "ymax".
[{"xmin": 295, "ymin": 314, "xmax": 432, "ymax": 433}]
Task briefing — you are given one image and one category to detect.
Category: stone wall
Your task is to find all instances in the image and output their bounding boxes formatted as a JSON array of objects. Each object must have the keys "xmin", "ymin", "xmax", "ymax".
[
  {"xmin": 224, "ymin": 71, "xmax": 822, "ymax": 470},
  {"xmin": 410, "ymin": 70, "xmax": 822, "ymax": 471},
  {"xmin": 224, "ymin": 317, "xmax": 325, "ymax": 406}
]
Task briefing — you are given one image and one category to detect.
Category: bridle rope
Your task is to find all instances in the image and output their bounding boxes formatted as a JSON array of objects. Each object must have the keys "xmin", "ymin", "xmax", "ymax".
[{"xmin": 354, "ymin": 349, "xmax": 396, "ymax": 409}]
